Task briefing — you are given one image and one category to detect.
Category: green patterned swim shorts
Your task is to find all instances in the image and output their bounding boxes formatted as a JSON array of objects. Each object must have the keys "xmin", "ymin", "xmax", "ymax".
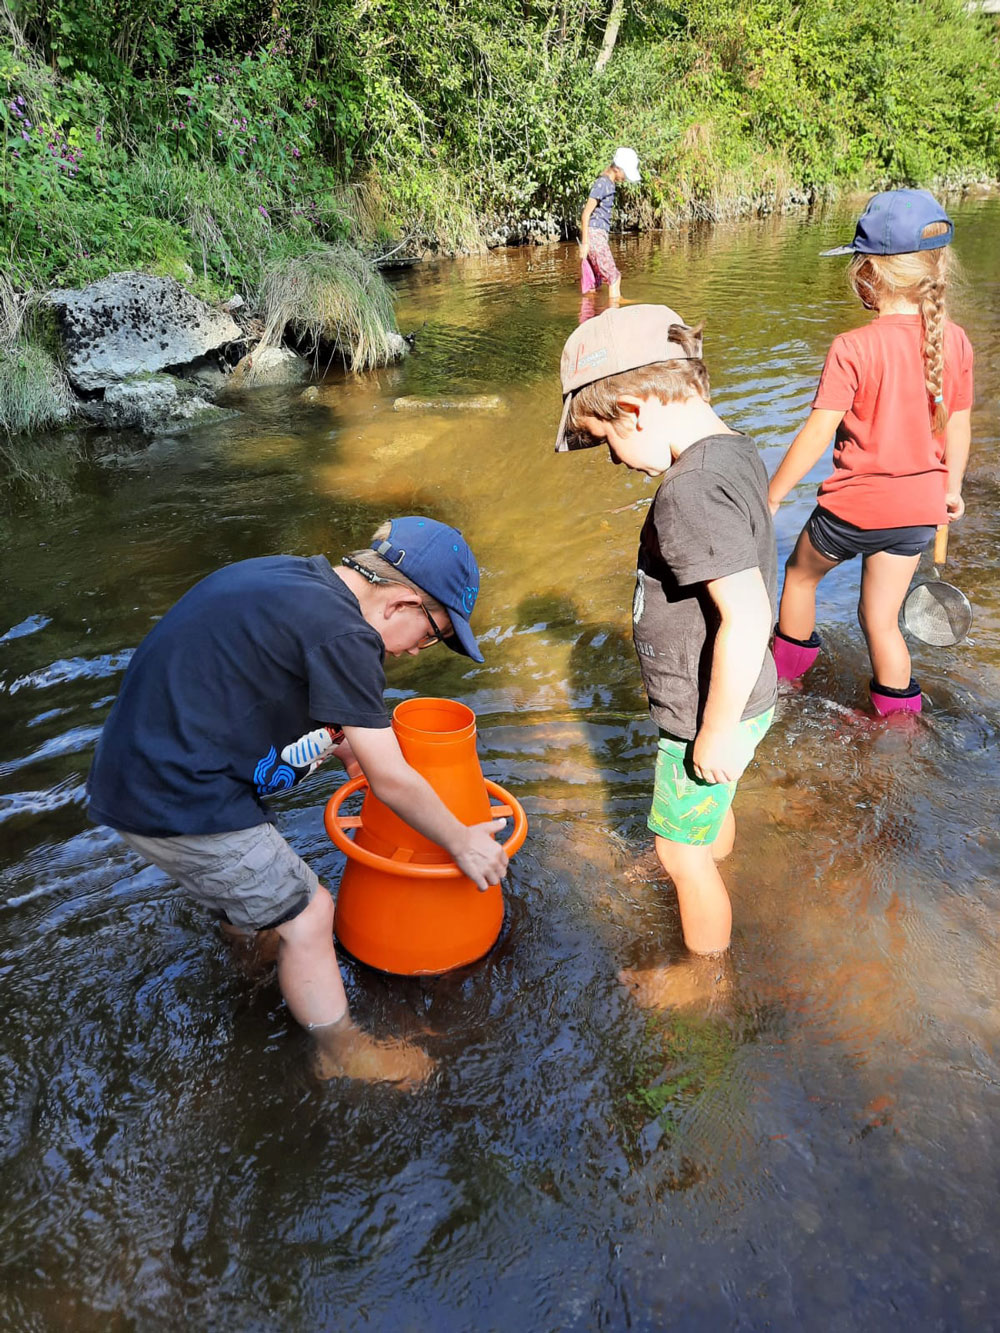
[{"xmin": 648, "ymin": 707, "xmax": 774, "ymax": 846}]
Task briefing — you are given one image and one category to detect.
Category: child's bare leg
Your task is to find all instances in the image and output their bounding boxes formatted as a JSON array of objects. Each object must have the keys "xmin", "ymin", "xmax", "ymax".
[
  {"xmin": 274, "ymin": 886, "xmax": 347, "ymax": 1027},
  {"xmin": 858, "ymin": 550, "xmax": 920, "ymax": 689},
  {"xmin": 275, "ymin": 886, "xmax": 433, "ymax": 1087},
  {"xmin": 711, "ymin": 807, "xmax": 736, "ymax": 862},
  {"xmin": 609, "ymin": 276, "xmax": 622, "ymax": 303},
  {"xmin": 778, "ymin": 527, "xmax": 839, "ymax": 640},
  {"xmin": 655, "ymin": 835, "xmax": 731, "ymax": 954}
]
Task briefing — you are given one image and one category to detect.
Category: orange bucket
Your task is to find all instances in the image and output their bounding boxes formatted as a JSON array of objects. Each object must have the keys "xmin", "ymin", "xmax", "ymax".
[{"xmin": 324, "ymin": 698, "xmax": 527, "ymax": 975}]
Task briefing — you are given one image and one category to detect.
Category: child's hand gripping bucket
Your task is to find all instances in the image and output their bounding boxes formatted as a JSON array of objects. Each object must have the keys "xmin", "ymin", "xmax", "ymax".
[{"xmin": 324, "ymin": 698, "xmax": 527, "ymax": 975}]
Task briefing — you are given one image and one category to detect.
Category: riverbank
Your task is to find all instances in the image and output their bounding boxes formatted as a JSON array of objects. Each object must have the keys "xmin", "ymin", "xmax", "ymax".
[{"xmin": 2, "ymin": 0, "xmax": 998, "ymax": 451}]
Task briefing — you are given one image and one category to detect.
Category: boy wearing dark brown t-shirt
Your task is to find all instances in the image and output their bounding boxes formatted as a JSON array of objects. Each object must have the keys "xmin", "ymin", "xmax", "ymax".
[{"xmin": 553, "ymin": 305, "xmax": 777, "ymax": 989}]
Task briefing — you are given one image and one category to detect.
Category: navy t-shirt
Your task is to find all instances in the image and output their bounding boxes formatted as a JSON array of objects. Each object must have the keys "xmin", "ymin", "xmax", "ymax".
[
  {"xmin": 588, "ymin": 175, "xmax": 617, "ymax": 232},
  {"xmin": 87, "ymin": 556, "xmax": 391, "ymax": 837}
]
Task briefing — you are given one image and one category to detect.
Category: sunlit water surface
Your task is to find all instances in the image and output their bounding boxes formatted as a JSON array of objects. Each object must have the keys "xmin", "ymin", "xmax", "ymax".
[{"xmin": 2, "ymin": 196, "xmax": 999, "ymax": 1329}]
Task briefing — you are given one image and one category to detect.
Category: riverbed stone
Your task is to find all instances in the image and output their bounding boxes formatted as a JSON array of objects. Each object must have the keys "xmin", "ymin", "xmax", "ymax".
[
  {"xmin": 46, "ymin": 273, "xmax": 241, "ymax": 393},
  {"xmin": 393, "ymin": 394, "xmax": 504, "ymax": 412}
]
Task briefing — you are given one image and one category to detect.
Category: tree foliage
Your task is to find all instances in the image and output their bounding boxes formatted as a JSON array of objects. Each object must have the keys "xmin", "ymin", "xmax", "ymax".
[{"xmin": 2, "ymin": 0, "xmax": 998, "ymax": 291}]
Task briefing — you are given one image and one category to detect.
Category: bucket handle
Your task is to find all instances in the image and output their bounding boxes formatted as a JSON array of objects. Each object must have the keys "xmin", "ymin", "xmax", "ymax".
[{"xmin": 324, "ymin": 776, "xmax": 528, "ymax": 879}]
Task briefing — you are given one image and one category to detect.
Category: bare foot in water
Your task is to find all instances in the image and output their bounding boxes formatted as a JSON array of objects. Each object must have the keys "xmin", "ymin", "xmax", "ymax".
[
  {"xmin": 619, "ymin": 956, "xmax": 731, "ymax": 1013},
  {"xmin": 311, "ymin": 1019, "xmax": 435, "ymax": 1090}
]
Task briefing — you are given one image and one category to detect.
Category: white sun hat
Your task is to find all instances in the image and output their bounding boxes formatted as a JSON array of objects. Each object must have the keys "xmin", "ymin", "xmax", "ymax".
[{"xmin": 612, "ymin": 146, "xmax": 641, "ymax": 183}]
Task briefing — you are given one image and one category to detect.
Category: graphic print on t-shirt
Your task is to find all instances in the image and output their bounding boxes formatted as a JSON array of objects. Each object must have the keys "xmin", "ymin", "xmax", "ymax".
[{"xmin": 253, "ymin": 746, "xmax": 297, "ymax": 797}]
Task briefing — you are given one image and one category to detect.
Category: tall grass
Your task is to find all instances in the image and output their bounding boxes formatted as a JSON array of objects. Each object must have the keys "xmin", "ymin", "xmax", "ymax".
[
  {"xmin": 0, "ymin": 277, "xmax": 73, "ymax": 438},
  {"xmin": 256, "ymin": 244, "xmax": 400, "ymax": 374}
]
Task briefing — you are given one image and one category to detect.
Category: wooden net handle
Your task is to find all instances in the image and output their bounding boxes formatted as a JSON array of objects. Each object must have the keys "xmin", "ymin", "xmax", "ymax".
[{"xmin": 934, "ymin": 524, "xmax": 949, "ymax": 565}]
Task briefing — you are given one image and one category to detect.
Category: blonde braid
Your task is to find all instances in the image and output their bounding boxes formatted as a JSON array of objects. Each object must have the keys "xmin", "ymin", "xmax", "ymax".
[{"xmin": 919, "ymin": 256, "xmax": 949, "ymax": 433}]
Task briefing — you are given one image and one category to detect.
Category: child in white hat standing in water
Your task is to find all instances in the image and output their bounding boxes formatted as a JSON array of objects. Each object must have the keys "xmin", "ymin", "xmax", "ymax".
[
  {"xmin": 768, "ymin": 188, "xmax": 974, "ymax": 716},
  {"xmin": 579, "ymin": 146, "xmax": 641, "ymax": 304}
]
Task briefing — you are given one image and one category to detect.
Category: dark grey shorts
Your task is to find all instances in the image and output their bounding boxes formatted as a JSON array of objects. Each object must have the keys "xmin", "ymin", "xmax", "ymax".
[
  {"xmin": 117, "ymin": 823, "xmax": 319, "ymax": 932},
  {"xmin": 806, "ymin": 506, "xmax": 935, "ymax": 562}
]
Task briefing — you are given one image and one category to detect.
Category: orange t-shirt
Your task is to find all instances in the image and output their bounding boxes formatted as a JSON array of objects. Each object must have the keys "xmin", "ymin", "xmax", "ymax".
[{"xmin": 813, "ymin": 314, "xmax": 974, "ymax": 528}]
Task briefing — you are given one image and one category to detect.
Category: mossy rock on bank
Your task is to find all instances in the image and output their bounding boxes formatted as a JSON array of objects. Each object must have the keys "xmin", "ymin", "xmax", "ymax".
[{"xmin": 78, "ymin": 374, "xmax": 234, "ymax": 433}]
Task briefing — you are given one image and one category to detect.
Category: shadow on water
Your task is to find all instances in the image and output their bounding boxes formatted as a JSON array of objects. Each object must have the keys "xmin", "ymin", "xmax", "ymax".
[{"xmin": 1, "ymin": 196, "xmax": 1000, "ymax": 1329}]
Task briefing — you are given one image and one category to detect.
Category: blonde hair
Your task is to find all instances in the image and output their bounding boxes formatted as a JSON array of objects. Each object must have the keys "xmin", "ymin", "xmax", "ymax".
[
  {"xmin": 344, "ymin": 522, "xmax": 446, "ymax": 617},
  {"xmin": 848, "ymin": 221, "xmax": 952, "ymax": 433},
  {"xmin": 566, "ymin": 323, "xmax": 709, "ymax": 444}
]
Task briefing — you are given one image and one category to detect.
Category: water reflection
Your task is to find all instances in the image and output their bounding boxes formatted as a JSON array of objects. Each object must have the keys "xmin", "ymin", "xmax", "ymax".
[{"xmin": 1, "ymin": 197, "xmax": 999, "ymax": 1327}]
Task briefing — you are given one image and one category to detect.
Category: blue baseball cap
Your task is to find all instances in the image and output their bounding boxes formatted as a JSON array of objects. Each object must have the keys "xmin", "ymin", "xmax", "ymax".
[
  {"xmin": 821, "ymin": 189, "xmax": 953, "ymax": 257},
  {"xmin": 372, "ymin": 516, "xmax": 484, "ymax": 662}
]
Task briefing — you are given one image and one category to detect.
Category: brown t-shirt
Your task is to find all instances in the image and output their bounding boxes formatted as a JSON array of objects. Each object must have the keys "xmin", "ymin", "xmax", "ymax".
[{"xmin": 633, "ymin": 432, "xmax": 778, "ymax": 740}]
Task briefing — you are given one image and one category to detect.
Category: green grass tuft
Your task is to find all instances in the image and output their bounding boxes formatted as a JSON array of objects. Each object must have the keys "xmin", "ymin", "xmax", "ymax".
[{"xmin": 257, "ymin": 244, "xmax": 400, "ymax": 373}]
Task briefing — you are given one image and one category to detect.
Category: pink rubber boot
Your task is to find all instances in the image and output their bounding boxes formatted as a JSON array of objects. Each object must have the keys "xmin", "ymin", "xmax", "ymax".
[
  {"xmin": 773, "ymin": 629, "xmax": 821, "ymax": 682},
  {"xmin": 869, "ymin": 679, "xmax": 922, "ymax": 716}
]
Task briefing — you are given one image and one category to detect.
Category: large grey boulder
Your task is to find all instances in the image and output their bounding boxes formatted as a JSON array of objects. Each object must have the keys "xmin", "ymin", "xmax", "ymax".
[{"xmin": 47, "ymin": 273, "xmax": 241, "ymax": 393}]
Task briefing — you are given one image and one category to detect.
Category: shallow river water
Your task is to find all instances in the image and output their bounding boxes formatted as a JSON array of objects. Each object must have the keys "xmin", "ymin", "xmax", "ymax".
[{"xmin": 1, "ymin": 196, "xmax": 999, "ymax": 1330}]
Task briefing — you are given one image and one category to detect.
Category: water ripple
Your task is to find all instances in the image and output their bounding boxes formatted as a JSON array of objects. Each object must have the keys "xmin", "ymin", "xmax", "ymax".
[{"xmin": 7, "ymin": 651, "xmax": 133, "ymax": 695}]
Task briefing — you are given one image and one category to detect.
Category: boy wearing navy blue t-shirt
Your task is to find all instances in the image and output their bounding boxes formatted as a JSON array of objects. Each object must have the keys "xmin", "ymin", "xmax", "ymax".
[{"xmin": 88, "ymin": 516, "xmax": 507, "ymax": 1086}]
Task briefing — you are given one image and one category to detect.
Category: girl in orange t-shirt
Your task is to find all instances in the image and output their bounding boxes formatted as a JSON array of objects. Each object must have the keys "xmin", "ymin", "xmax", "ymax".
[{"xmin": 767, "ymin": 189, "xmax": 974, "ymax": 716}]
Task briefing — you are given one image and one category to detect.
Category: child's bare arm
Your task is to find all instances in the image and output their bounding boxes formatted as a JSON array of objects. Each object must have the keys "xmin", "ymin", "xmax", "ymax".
[
  {"xmin": 767, "ymin": 408, "xmax": 845, "ymax": 514},
  {"xmin": 343, "ymin": 723, "xmax": 508, "ymax": 890},
  {"xmin": 942, "ymin": 407, "xmax": 971, "ymax": 520},
  {"xmin": 580, "ymin": 197, "xmax": 597, "ymax": 254},
  {"xmin": 692, "ymin": 567, "xmax": 773, "ymax": 785}
]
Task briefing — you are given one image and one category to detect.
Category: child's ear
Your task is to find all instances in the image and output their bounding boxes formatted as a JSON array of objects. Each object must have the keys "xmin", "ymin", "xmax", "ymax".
[
  {"xmin": 381, "ymin": 585, "xmax": 420, "ymax": 620},
  {"xmin": 615, "ymin": 396, "xmax": 644, "ymax": 429}
]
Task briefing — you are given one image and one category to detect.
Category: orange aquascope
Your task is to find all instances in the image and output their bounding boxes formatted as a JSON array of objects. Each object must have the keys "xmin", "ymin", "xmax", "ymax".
[{"xmin": 324, "ymin": 697, "xmax": 528, "ymax": 975}]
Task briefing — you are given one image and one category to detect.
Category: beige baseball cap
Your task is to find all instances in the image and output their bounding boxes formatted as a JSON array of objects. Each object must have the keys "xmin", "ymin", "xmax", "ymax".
[{"xmin": 553, "ymin": 304, "xmax": 701, "ymax": 452}]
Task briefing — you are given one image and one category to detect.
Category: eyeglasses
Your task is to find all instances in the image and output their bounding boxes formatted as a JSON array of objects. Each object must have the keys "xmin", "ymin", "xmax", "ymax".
[
  {"xmin": 342, "ymin": 556, "xmax": 451, "ymax": 650},
  {"xmin": 414, "ymin": 600, "xmax": 448, "ymax": 649}
]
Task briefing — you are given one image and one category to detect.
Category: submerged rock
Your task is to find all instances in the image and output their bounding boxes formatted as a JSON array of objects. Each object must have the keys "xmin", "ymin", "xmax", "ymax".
[
  {"xmin": 393, "ymin": 394, "xmax": 504, "ymax": 412},
  {"xmin": 47, "ymin": 273, "xmax": 241, "ymax": 393},
  {"xmin": 79, "ymin": 374, "xmax": 232, "ymax": 433}
]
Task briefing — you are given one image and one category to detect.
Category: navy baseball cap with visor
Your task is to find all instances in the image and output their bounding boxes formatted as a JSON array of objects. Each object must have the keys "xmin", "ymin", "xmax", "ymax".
[
  {"xmin": 821, "ymin": 188, "xmax": 953, "ymax": 257},
  {"xmin": 370, "ymin": 516, "xmax": 484, "ymax": 662}
]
